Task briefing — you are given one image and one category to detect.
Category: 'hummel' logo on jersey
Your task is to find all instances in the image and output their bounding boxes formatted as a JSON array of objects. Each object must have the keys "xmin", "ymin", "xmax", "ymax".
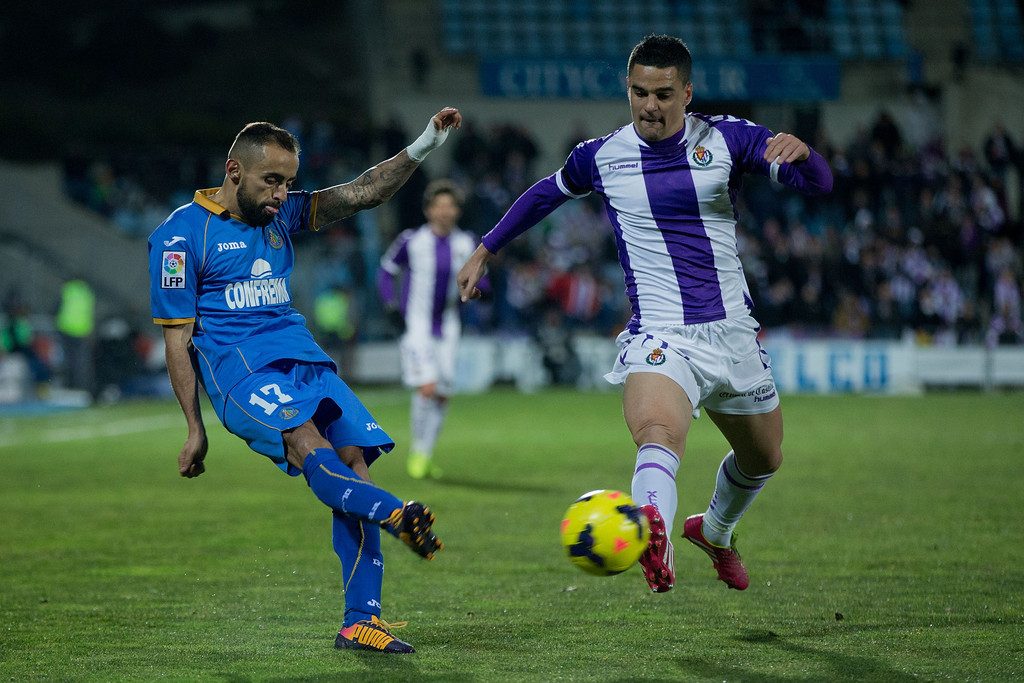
[{"xmin": 163, "ymin": 236, "xmax": 186, "ymax": 247}]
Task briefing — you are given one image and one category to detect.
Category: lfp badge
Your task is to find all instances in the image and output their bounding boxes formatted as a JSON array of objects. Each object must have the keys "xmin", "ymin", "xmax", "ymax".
[{"xmin": 162, "ymin": 251, "xmax": 186, "ymax": 289}]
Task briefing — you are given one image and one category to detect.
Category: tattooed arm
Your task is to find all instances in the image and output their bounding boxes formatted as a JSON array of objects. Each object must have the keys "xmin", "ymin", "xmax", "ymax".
[{"xmin": 312, "ymin": 107, "xmax": 462, "ymax": 228}]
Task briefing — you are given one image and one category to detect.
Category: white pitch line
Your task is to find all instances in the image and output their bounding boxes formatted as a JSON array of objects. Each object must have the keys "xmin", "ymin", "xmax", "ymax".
[{"xmin": 2, "ymin": 414, "xmax": 183, "ymax": 447}]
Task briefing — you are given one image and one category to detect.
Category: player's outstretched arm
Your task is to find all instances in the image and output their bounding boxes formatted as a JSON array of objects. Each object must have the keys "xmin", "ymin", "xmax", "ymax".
[
  {"xmin": 456, "ymin": 170, "xmax": 577, "ymax": 301},
  {"xmin": 163, "ymin": 323, "xmax": 208, "ymax": 478},
  {"xmin": 313, "ymin": 107, "xmax": 462, "ymax": 228}
]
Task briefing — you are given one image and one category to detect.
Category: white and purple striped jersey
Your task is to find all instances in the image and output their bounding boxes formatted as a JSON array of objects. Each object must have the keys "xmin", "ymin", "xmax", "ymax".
[
  {"xmin": 378, "ymin": 225, "xmax": 478, "ymax": 338},
  {"xmin": 482, "ymin": 113, "xmax": 832, "ymax": 332}
]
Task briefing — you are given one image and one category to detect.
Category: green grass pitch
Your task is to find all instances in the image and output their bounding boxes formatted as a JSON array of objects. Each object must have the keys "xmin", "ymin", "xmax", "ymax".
[{"xmin": 2, "ymin": 389, "xmax": 1023, "ymax": 681}]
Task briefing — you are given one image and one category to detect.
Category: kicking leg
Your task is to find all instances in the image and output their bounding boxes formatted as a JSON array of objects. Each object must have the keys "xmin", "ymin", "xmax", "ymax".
[
  {"xmin": 285, "ymin": 422, "xmax": 402, "ymax": 523},
  {"xmin": 285, "ymin": 423, "xmax": 443, "ymax": 559},
  {"xmin": 623, "ymin": 372, "xmax": 692, "ymax": 592}
]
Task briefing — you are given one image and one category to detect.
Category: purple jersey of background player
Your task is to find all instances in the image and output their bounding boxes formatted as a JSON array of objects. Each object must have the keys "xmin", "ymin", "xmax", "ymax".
[{"xmin": 378, "ymin": 224, "xmax": 485, "ymax": 338}]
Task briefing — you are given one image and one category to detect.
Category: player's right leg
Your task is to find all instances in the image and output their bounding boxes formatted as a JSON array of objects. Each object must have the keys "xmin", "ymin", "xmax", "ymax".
[
  {"xmin": 622, "ymin": 372, "xmax": 694, "ymax": 592},
  {"xmin": 284, "ymin": 421, "xmax": 406, "ymax": 525},
  {"xmin": 288, "ymin": 424, "xmax": 444, "ymax": 561}
]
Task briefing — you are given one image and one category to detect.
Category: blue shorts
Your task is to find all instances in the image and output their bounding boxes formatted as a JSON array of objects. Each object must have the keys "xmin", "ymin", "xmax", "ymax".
[{"xmin": 221, "ymin": 361, "xmax": 394, "ymax": 476}]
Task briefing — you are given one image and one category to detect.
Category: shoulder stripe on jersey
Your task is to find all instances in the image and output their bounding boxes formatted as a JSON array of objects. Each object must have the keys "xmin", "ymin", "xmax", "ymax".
[
  {"xmin": 200, "ymin": 213, "xmax": 212, "ymax": 274},
  {"xmin": 153, "ymin": 317, "xmax": 196, "ymax": 325}
]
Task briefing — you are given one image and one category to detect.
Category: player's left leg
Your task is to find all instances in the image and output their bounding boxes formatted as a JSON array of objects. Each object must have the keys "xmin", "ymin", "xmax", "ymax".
[
  {"xmin": 325, "ymin": 445, "xmax": 415, "ymax": 653},
  {"xmin": 682, "ymin": 406, "xmax": 783, "ymax": 590},
  {"xmin": 407, "ymin": 384, "xmax": 447, "ymax": 480}
]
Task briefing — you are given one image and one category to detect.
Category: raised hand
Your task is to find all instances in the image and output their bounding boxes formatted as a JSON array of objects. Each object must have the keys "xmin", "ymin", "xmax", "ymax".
[{"xmin": 764, "ymin": 133, "xmax": 810, "ymax": 164}]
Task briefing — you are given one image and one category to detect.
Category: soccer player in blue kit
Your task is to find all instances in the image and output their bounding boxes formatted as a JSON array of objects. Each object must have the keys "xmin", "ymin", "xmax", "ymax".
[
  {"xmin": 458, "ymin": 36, "xmax": 832, "ymax": 594},
  {"xmin": 148, "ymin": 107, "xmax": 461, "ymax": 654}
]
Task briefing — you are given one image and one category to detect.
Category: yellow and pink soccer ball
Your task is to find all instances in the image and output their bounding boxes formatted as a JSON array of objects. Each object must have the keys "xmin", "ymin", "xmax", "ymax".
[{"xmin": 560, "ymin": 490, "xmax": 650, "ymax": 576}]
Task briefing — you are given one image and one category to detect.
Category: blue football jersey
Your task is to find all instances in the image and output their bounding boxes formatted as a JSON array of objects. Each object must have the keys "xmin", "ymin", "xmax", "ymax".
[{"xmin": 148, "ymin": 189, "xmax": 334, "ymax": 411}]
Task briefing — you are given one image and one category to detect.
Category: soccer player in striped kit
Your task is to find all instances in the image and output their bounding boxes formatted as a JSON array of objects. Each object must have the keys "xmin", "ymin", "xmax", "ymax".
[
  {"xmin": 149, "ymin": 108, "xmax": 460, "ymax": 653},
  {"xmin": 458, "ymin": 35, "xmax": 832, "ymax": 593},
  {"xmin": 378, "ymin": 180, "xmax": 478, "ymax": 480}
]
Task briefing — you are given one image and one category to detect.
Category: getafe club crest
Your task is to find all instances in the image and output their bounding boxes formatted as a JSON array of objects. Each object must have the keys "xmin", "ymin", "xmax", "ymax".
[
  {"xmin": 691, "ymin": 145, "xmax": 713, "ymax": 167},
  {"xmin": 645, "ymin": 348, "xmax": 667, "ymax": 366},
  {"xmin": 279, "ymin": 407, "xmax": 299, "ymax": 420},
  {"xmin": 267, "ymin": 225, "xmax": 283, "ymax": 249}
]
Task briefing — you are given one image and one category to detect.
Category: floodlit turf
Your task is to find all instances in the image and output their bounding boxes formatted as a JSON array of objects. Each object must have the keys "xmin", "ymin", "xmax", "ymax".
[{"xmin": 2, "ymin": 389, "xmax": 1022, "ymax": 681}]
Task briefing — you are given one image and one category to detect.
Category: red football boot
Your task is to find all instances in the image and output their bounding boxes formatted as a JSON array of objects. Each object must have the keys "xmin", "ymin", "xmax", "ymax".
[
  {"xmin": 682, "ymin": 514, "xmax": 749, "ymax": 590},
  {"xmin": 638, "ymin": 505, "xmax": 675, "ymax": 592}
]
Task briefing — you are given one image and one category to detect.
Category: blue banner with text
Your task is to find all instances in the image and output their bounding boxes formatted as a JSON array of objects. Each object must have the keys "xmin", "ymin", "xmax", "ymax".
[{"xmin": 480, "ymin": 57, "xmax": 840, "ymax": 101}]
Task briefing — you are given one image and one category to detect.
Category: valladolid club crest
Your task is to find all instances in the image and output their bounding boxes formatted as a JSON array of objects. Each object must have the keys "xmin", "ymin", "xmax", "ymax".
[
  {"xmin": 646, "ymin": 348, "xmax": 667, "ymax": 366},
  {"xmin": 691, "ymin": 145, "xmax": 713, "ymax": 167}
]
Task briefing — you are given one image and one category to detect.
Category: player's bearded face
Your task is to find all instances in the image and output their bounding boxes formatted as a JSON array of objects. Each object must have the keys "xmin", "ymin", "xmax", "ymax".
[
  {"xmin": 236, "ymin": 177, "xmax": 276, "ymax": 227},
  {"xmin": 233, "ymin": 145, "xmax": 299, "ymax": 227},
  {"xmin": 628, "ymin": 64, "xmax": 691, "ymax": 142}
]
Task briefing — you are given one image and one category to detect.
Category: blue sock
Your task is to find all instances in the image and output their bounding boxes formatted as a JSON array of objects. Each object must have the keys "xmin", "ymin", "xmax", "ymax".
[
  {"xmin": 333, "ymin": 512, "xmax": 385, "ymax": 627},
  {"xmin": 302, "ymin": 448, "xmax": 402, "ymax": 523}
]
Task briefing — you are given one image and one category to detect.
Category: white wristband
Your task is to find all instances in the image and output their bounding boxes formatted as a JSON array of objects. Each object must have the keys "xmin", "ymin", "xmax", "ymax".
[{"xmin": 406, "ymin": 117, "xmax": 451, "ymax": 162}]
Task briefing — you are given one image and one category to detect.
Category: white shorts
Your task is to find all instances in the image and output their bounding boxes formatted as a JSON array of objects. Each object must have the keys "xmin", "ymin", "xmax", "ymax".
[
  {"xmin": 604, "ymin": 316, "xmax": 779, "ymax": 415},
  {"xmin": 400, "ymin": 332, "xmax": 458, "ymax": 395}
]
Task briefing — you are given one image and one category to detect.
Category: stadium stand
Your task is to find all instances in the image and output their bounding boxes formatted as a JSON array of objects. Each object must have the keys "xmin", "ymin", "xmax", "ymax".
[{"xmin": 968, "ymin": 0, "xmax": 1024, "ymax": 62}]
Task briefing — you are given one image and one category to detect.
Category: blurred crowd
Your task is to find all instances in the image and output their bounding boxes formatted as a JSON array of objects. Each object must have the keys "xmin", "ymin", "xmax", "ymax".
[{"xmin": 52, "ymin": 111, "xmax": 1024, "ymax": 368}]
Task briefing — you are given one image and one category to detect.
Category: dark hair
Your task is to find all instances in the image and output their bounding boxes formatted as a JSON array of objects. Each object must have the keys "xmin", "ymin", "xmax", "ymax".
[
  {"xmin": 228, "ymin": 122, "xmax": 301, "ymax": 162},
  {"xmin": 627, "ymin": 34, "xmax": 692, "ymax": 84},
  {"xmin": 423, "ymin": 179, "xmax": 463, "ymax": 209}
]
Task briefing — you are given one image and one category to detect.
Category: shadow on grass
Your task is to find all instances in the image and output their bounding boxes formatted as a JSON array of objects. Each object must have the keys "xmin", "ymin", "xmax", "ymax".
[
  {"xmin": 259, "ymin": 654, "xmax": 478, "ymax": 683},
  {"xmin": 667, "ymin": 628, "xmax": 918, "ymax": 682},
  {"xmin": 430, "ymin": 475, "xmax": 559, "ymax": 495}
]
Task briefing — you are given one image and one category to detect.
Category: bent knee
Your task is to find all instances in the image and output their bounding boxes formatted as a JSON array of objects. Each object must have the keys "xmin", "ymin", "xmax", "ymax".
[
  {"xmin": 630, "ymin": 420, "xmax": 686, "ymax": 455},
  {"xmin": 739, "ymin": 447, "xmax": 783, "ymax": 476}
]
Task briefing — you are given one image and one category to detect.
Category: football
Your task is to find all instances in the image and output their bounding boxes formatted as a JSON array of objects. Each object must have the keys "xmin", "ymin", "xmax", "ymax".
[{"xmin": 560, "ymin": 490, "xmax": 651, "ymax": 576}]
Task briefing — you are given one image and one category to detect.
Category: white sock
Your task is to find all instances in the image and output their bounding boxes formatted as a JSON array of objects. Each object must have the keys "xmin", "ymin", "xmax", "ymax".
[
  {"xmin": 702, "ymin": 451, "xmax": 774, "ymax": 547},
  {"xmin": 631, "ymin": 443, "xmax": 680, "ymax": 536},
  {"xmin": 410, "ymin": 393, "xmax": 431, "ymax": 456},
  {"xmin": 421, "ymin": 397, "xmax": 448, "ymax": 456}
]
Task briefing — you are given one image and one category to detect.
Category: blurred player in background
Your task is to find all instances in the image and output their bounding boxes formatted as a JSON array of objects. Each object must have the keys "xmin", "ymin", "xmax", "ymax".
[
  {"xmin": 148, "ymin": 107, "xmax": 461, "ymax": 653},
  {"xmin": 459, "ymin": 35, "xmax": 832, "ymax": 593},
  {"xmin": 377, "ymin": 180, "xmax": 479, "ymax": 480}
]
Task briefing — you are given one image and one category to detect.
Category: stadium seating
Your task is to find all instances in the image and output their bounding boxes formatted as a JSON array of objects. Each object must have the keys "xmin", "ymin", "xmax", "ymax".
[
  {"xmin": 968, "ymin": 0, "xmax": 1024, "ymax": 63},
  {"xmin": 441, "ymin": 0, "xmax": 915, "ymax": 60}
]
